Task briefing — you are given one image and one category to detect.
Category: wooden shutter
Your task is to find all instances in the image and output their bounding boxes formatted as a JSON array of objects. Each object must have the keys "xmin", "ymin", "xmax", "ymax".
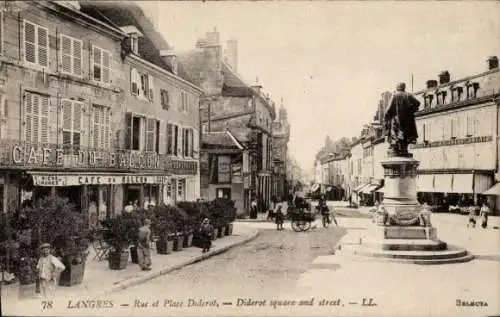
[
  {"xmin": 166, "ymin": 123, "xmax": 172, "ymax": 154},
  {"xmin": 92, "ymin": 105, "xmax": 99, "ymax": 148},
  {"xmin": 104, "ymin": 107, "xmax": 110, "ymax": 149},
  {"xmin": 24, "ymin": 92, "xmax": 33, "ymax": 143},
  {"xmin": 37, "ymin": 26, "xmax": 48, "ymax": 67},
  {"xmin": 73, "ymin": 101, "xmax": 82, "ymax": 146},
  {"xmin": 125, "ymin": 112, "xmax": 132, "ymax": 149},
  {"xmin": 174, "ymin": 125, "xmax": 179, "ymax": 155},
  {"xmin": 146, "ymin": 118, "xmax": 155, "ymax": 151},
  {"xmin": 24, "ymin": 21, "xmax": 36, "ymax": 64},
  {"xmin": 102, "ymin": 50, "xmax": 110, "ymax": 83},
  {"xmin": 148, "ymin": 75, "xmax": 154, "ymax": 101},
  {"xmin": 40, "ymin": 95, "xmax": 49, "ymax": 144},
  {"xmin": 0, "ymin": 11, "xmax": 4, "ymax": 54},
  {"xmin": 130, "ymin": 68, "xmax": 139, "ymax": 95},
  {"xmin": 61, "ymin": 35, "xmax": 72, "ymax": 74},
  {"xmin": 73, "ymin": 39, "xmax": 82, "ymax": 76},
  {"xmin": 158, "ymin": 120, "xmax": 165, "ymax": 154},
  {"xmin": 193, "ymin": 128, "xmax": 199, "ymax": 159},
  {"xmin": 62, "ymin": 99, "xmax": 72, "ymax": 146}
]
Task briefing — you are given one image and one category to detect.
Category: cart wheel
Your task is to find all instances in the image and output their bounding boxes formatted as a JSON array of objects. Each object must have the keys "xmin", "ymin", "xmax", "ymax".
[
  {"xmin": 291, "ymin": 221, "xmax": 302, "ymax": 232},
  {"xmin": 298, "ymin": 220, "xmax": 311, "ymax": 231}
]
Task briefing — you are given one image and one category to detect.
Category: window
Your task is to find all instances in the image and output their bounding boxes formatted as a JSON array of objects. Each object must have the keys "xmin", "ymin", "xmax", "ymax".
[
  {"xmin": 216, "ymin": 188, "xmax": 231, "ymax": 199},
  {"xmin": 60, "ymin": 35, "xmax": 82, "ymax": 76},
  {"xmin": 161, "ymin": 89, "xmax": 170, "ymax": 109},
  {"xmin": 130, "ymin": 33, "xmax": 139, "ymax": 55},
  {"xmin": 217, "ymin": 156, "xmax": 231, "ymax": 183},
  {"xmin": 24, "ymin": 92, "xmax": 49, "ymax": 144},
  {"xmin": 126, "ymin": 114, "xmax": 143, "ymax": 150},
  {"xmin": 61, "ymin": 99, "xmax": 82, "ymax": 151},
  {"xmin": 145, "ymin": 118, "xmax": 161, "ymax": 152},
  {"xmin": 466, "ymin": 83, "xmax": 479, "ymax": 99},
  {"xmin": 180, "ymin": 91, "xmax": 188, "ymax": 112},
  {"xmin": 450, "ymin": 118, "xmax": 457, "ymax": 139},
  {"xmin": 202, "ymin": 123, "xmax": 208, "ymax": 133},
  {"xmin": 92, "ymin": 46, "xmax": 111, "ymax": 84},
  {"xmin": 177, "ymin": 179, "xmax": 186, "ymax": 201},
  {"xmin": 466, "ymin": 116, "xmax": 475, "ymax": 137},
  {"xmin": 0, "ymin": 11, "xmax": 4, "ymax": 54},
  {"xmin": 452, "ymin": 87, "xmax": 463, "ymax": 102},
  {"xmin": 425, "ymin": 94, "xmax": 434, "ymax": 108},
  {"xmin": 92, "ymin": 105, "xmax": 111, "ymax": 149},
  {"xmin": 24, "ymin": 20, "xmax": 49, "ymax": 67},
  {"xmin": 166, "ymin": 123, "xmax": 179, "ymax": 155},
  {"xmin": 126, "ymin": 114, "xmax": 162, "ymax": 152}
]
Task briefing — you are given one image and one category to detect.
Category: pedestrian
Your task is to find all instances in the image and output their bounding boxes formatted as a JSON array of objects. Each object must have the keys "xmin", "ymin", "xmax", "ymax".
[
  {"xmin": 124, "ymin": 201, "xmax": 134, "ymax": 213},
  {"xmin": 133, "ymin": 199, "xmax": 139, "ymax": 211},
  {"xmin": 480, "ymin": 202, "xmax": 491, "ymax": 229},
  {"xmin": 36, "ymin": 243, "xmax": 65, "ymax": 298},
  {"xmin": 275, "ymin": 204, "xmax": 285, "ymax": 230},
  {"xmin": 137, "ymin": 219, "xmax": 152, "ymax": 271},
  {"xmin": 200, "ymin": 218, "xmax": 214, "ymax": 253},
  {"xmin": 467, "ymin": 206, "xmax": 477, "ymax": 228},
  {"xmin": 250, "ymin": 197, "xmax": 258, "ymax": 219}
]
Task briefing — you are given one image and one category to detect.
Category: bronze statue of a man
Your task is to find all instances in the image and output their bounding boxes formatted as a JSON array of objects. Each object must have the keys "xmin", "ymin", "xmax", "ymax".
[{"xmin": 384, "ymin": 82, "xmax": 420, "ymax": 156}]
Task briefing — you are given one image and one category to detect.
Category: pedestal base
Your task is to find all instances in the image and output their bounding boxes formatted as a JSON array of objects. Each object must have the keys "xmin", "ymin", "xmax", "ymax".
[{"xmin": 369, "ymin": 225, "xmax": 437, "ymax": 240}]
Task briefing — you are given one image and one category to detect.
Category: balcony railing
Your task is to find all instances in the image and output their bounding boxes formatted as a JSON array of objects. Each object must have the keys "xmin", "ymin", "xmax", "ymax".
[{"xmin": 0, "ymin": 139, "xmax": 198, "ymax": 175}]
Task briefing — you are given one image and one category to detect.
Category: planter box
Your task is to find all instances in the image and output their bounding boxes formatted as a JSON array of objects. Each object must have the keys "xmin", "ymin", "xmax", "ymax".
[
  {"xmin": 212, "ymin": 228, "xmax": 219, "ymax": 240},
  {"xmin": 130, "ymin": 246, "xmax": 138, "ymax": 263},
  {"xmin": 218, "ymin": 226, "xmax": 225, "ymax": 238},
  {"xmin": 183, "ymin": 233, "xmax": 193, "ymax": 248},
  {"xmin": 108, "ymin": 250, "xmax": 129, "ymax": 270},
  {"xmin": 225, "ymin": 223, "xmax": 234, "ymax": 236},
  {"xmin": 173, "ymin": 234, "xmax": 184, "ymax": 251},
  {"xmin": 59, "ymin": 260, "xmax": 85, "ymax": 286},
  {"xmin": 156, "ymin": 238, "xmax": 174, "ymax": 254}
]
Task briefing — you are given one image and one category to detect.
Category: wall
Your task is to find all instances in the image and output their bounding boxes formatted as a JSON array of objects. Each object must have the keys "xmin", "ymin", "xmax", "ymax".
[
  {"xmin": 208, "ymin": 183, "xmax": 244, "ymax": 215},
  {"xmin": 373, "ymin": 141, "xmax": 387, "ymax": 180}
]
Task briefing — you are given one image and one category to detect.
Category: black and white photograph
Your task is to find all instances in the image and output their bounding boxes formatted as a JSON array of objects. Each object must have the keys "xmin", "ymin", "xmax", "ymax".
[{"xmin": 0, "ymin": 1, "xmax": 499, "ymax": 316}]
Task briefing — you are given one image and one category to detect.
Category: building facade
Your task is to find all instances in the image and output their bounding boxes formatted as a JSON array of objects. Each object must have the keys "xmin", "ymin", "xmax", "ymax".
[
  {"xmin": 0, "ymin": 1, "xmax": 202, "ymax": 224},
  {"xmin": 410, "ymin": 58, "xmax": 500, "ymax": 214},
  {"xmin": 180, "ymin": 29, "xmax": 276, "ymax": 214},
  {"xmin": 271, "ymin": 104, "xmax": 290, "ymax": 201}
]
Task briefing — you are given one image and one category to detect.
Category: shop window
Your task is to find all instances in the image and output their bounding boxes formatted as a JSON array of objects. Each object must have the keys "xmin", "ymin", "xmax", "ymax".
[
  {"xmin": 216, "ymin": 188, "xmax": 231, "ymax": 199},
  {"xmin": 24, "ymin": 92, "xmax": 50, "ymax": 144},
  {"xmin": 144, "ymin": 184, "xmax": 159, "ymax": 208},
  {"xmin": 92, "ymin": 45, "xmax": 111, "ymax": 84},
  {"xmin": 60, "ymin": 34, "xmax": 82, "ymax": 77},
  {"xmin": 177, "ymin": 179, "xmax": 185, "ymax": 201},
  {"xmin": 23, "ymin": 20, "xmax": 49, "ymax": 67},
  {"xmin": 92, "ymin": 104, "xmax": 110, "ymax": 149}
]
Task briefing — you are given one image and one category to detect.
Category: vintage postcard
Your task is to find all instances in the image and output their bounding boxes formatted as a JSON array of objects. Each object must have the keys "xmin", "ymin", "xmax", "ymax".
[{"xmin": 0, "ymin": 1, "xmax": 499, "ymax": 316}]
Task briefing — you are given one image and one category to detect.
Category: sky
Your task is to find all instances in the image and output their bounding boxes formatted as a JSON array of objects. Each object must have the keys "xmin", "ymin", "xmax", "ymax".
[{"xmin": 137, "ymin": 1, "xmax": 500, "ymax": 174}]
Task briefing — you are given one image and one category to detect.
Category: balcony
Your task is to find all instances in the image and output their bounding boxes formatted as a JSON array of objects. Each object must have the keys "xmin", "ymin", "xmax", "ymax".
[{"xmin": 0, "ymin": 139, "xmax": 198, "ymax": 175}]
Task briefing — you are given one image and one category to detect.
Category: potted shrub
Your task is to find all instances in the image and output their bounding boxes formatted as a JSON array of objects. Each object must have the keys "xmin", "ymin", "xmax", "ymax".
[
  {"xmin": 153, "ymin": 205, "xmax": 176, "ymax": 254},
  {"xmin": 177, "ymin": 202, "xmax": 201, "ymax": 248},
  {"xmin": 169, "ymin": 207, "xmax": 188, "ymax": 251},
  {"xmin": 105, "ymin": 213, "xmax": 141, "ymax": 270},
  {"xmin": 17, "ymin": 196, "xmax": 90, "ymax": 286},
  {"xmin": 221, "ymin": 199, "xmax": 237, "ymax": 236}
]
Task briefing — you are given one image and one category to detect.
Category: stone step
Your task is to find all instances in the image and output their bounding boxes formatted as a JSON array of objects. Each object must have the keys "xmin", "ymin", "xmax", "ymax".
[
  {"xmin": 336, "ymin": 250, "xmax": 475, "ymax": 265},
  {"xmin": 340, "ymin": 244, "xmax": 469, "ymax": 260},
  {"xmin": 361, "ymin": 238, "xmax": 448, "ymax": 251}
]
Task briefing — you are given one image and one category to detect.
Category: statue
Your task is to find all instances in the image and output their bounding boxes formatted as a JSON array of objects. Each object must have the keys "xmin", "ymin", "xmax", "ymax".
[{"xmin": 384, "ymin": 82, "xmax": 420, "ymax": 156}]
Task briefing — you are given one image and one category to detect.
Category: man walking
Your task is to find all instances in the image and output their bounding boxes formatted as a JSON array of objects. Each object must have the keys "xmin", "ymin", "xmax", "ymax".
[{"xmin": 137, "ymin": 219, "xmax": 152, "ymax": 271}]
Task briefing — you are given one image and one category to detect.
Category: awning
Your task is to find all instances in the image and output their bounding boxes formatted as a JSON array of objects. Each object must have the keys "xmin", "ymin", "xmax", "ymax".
[
  {"xmin": 361, "ymin": 184, "xmax": 381, "ymax": 194},
  {"xmin": 28, "ymin": 172, "xmax": 169, "ymax": 187},
  {"xmin": 483, "ymin": 183, "xmax": 500, "ymax": 196},
  {"xmin": 354, "ymin": 183, "xmax": 369, "ymax": 192},
  {"xmin": 450, "ymin": 174, "xmax": 473, "ymax": 193},
  {"xmin": 434, "ymin": 174, "xmax": 453, "ymax": 193},
  {"xmin": 311, "ymin": 183, "xmax": 320, "ymax": 192},
  {"xmin": 375, "ymin": 186, "xmax": 384, "ymax": 193},
  {"xmin": 417, "ymin": 174, "xmax": 435, "ymax": 192},
  {"xmin": 474, "ymin": 174, "xmax": 493, "ymax": 194}
]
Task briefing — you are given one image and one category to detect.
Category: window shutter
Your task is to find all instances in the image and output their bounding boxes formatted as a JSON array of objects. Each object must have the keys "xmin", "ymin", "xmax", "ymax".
[
  {"xmin": 193, "ymin": 128, "xmax": 199, "ymax": 159},
  {"xmin": 0, "ymin": 11, "xmax": 3, "ymax": 54},
  {"xmin": 130, "ymin": 68, "xmax": 139, "ymax": 95},
  {"xmin": 189, "ymin": 129, "xmax": 194, "ymax": 157},
  {"xmin": 61, "ymin": 35, "xmax": 72, "ymax": 74},
  {"xmin": 146, "ymin": 118, "xmax": 155, "ymax": 152},
  {"xmin": 24, "ymin": 93, "xmax": 33, "ymax": 143},
  {"xmin": 148, "ymin": 75, "xmax": 154, "ymax": 101},
  {"xmin": 108, "ymin": 54, "xmax": 113, "ymax": 84},
  {"xmin": 32, "ymin": 94, "xmax": 40, "ymax": 144},
  {"xmin": 89, "ymin": 41, "xmax": 94, "ymax": 80},
  {"xmin": 73, "ymin": 102, "xmax": 82, "ymax": 146},
  {"xmin": 24, "ymin": 21, "xmax": 36, "ymax": 64},
  {"xmin": 37, "ymin": 26, "xmax": 48, "ymax": 67},
  {"xmin": 73, "ymin": 39, "xmax": 82, "ymax": 76},
  {"xmin": 125, "ymin": 112, "xmax": 132, "ymax": 149},
  {"xmin": 40, "ymin": 96, "xmax": 49, "ymax": 144},
  {"xmin": 158, "ymin": 121, "xmax": 165, "ymax": 154},
  {"xmin": 104, "ymin": 108, "xmax": 110, "ymax": 149},
  {"xmin": 174, "ymin": 125, "xmax": 179, "ymax": 156},
  {"xmin": 102, "ymin": 50, "xmax": 110, "ymax": 83},
  {"xmin": 62, "ymin": 99, "xmax": 72, "ymax": 146},
  {"xmin": 92, "ymin": 45, "xmax": 101, "ymax": 82}
]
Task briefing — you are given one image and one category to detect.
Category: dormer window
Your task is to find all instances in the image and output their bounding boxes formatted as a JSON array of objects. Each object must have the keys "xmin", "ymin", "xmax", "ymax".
[
  {"xmin": 120, "ymin": 25, "xmax": 143, "ymax": 56},
  {"xmin": 451, "ymin": 86, "xmax": 463, "ymax": 102},
  {"xmin": 466, "ymin": 82, "xmax": 479, "ymax": 99},
  {"xmin": 424, "ymin": 94, "xmax": 434, "ymax": 108}
]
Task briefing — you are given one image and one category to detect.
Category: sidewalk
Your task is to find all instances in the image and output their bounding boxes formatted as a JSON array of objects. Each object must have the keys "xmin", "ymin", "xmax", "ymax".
[{"xmin": 1, "ymin": 223, "xmax": 258, "ymax": 306}]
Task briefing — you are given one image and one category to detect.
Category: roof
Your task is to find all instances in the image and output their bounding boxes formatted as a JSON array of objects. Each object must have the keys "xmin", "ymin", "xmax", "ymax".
[
  {"xmin": 79, "ymin": 2, "xmax": 195, "ymax": 85},
  {"xmin": 176, "ymin": 49, "xmax": 209, "ymax": 88},
  {"xmin": 202, "ymin": 131, "xmax": 245, "ymax": 150}
]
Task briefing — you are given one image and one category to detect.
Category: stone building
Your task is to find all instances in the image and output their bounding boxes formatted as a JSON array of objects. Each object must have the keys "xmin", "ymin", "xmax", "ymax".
[
  {"xmin": 0, "ymin": 1, "xmax": 201, "ymax": 222},
  {"xmin": 179, "ymin": 29, "xmax": 276, "ymax": 214},
  {"xmin": 410, "ymin": 57, "xmax": 500, "ymax": 214},
  {"xmin": 271, "ymin": 103, "xmax": 290, "ymax": 201},
  {"xmin": 81, "ymin": 2, "xmax": 202, "ymax": 211}
]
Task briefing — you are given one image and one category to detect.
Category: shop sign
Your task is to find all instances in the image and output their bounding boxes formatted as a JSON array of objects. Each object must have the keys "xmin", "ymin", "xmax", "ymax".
[
  {"xmin": 8, "ymin": 145, "xmax": 198, "ymax": 175},
  {"xmin": 30, "ymin": 173, "xmax": 170, "ymax": 187}
]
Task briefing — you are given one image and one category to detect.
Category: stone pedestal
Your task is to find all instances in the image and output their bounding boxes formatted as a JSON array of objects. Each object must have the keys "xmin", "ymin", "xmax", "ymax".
[{"xmin": 340, "ymin": 152, "xmax": 473, "ymax": 264}]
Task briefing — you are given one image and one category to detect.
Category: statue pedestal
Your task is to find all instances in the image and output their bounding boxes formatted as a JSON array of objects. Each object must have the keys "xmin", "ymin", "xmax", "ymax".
[{"xmin": 340, "ymin": 153, "xmax": 473, "ymax": 264}]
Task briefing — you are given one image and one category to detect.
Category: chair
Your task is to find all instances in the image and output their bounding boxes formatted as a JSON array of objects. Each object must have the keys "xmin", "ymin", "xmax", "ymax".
[{"xmin": 91, "ymin": 229, "xmax": 110, "ymax": 261}]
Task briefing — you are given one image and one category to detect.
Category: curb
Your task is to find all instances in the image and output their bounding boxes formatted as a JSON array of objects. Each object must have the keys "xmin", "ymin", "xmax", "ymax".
[
  {"xmin": 104, "ymin": 229, "xmax": 260, "ymax": 295},
  {"xmin": 235, "ymin": 219, "xmax": 272, "ymax": 223}
]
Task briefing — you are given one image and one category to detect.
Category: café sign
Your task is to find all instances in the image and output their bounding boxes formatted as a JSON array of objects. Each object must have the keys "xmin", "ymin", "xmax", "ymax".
[
  {"xmin": 10, "ymin": 146, "xmax": 198, "ymax": 175},
  {"xmin": 32, "ymin": 173, "xmax": 170, "ymax": 187}
]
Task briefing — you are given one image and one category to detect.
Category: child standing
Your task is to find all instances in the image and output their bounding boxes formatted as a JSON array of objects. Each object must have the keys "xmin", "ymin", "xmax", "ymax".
[
  {"xmin": 467, "ymin": 206, "xmax": 477, "ymax": 228},
  {"xmin": 36, "ymin": 243, "xmax": 65, "ymax": 298},
  {"xmin": 275, "ymin": 204, "xmax": 285, "ymax": 231}
]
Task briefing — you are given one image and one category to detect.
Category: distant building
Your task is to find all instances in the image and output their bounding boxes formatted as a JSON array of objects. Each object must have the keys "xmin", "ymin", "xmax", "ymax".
[{"xmin": 410, "ymin": 56, "xmax": 500, "ymax": 214}]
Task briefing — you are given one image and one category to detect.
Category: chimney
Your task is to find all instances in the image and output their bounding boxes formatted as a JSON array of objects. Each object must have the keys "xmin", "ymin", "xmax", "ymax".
[
  {"xmin": 426, "ymin": 80, "xmax": 438, "ymax": 89},
  {"xmin": 225, "ymin": 38, "xmax": 238, "ymax": 72},
  {"xmin": 251, "ymin": 85, "xmax": 262, "ymax": 94},
  {"xmin": 487, "ymin": 56, "xmax": 499, "ymax": 70},
  {"xmin": 438, "ymin": 71, "xmax": 450, "ymax": 85},
  {"xmin": 160, "ymin": 49, "xmax": 178, "ymax": 75}
]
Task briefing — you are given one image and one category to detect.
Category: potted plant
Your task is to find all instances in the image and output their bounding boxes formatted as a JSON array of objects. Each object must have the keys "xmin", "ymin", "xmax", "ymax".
[
  {"xmin": 17, "ymin": 196, "xmax": 90, "ymax": 286},
  {"xmin": 105, "ymin": 213, "xmax": 141, "ymax": 270},
  {"xmin": 177, "ymin": 201, "xmax": 200, "ymax": 248},
  {"xmin": 221, "ymin": 199, "xmax": 237, "ymax": 236},
  {"xmin": 169, "ymin": 207, "xmax": 188, "ymax": 251},
  {"xmin": 153, "ymin": 205, "xmax": 176, "ymax": 254}
]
